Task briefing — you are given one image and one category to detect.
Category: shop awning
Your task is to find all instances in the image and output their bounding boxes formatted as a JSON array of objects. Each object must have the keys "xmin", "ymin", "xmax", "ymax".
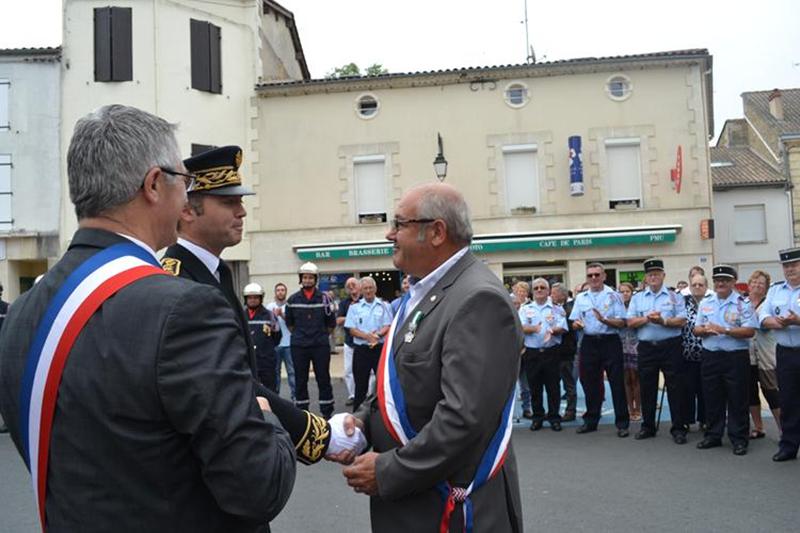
[{"xmin": 294, "ymin": 225, "xmax": 681, "ymax": 261}]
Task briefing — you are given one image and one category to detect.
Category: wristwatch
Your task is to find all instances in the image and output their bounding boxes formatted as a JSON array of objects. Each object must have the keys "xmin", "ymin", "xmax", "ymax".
[{"xmin": 725, "ymin": 326, "xmax": 732, "ymax": 335}]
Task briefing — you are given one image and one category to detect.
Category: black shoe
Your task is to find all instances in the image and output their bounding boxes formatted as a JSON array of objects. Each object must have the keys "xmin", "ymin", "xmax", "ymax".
[
  {"xmin": 522, "ymin": 409, "xmax": 534, "ymax": 420},
  {"xmin": 0, "ymin": 423, "xmax": 8, "ymax": 434},
  {"xmin": 551, "ymin": 421, "xmax": 562, "ymax": 432},
  {"xmin": 562, "ymin": 412, "xmax": 576, "ymax": 422},
  {"xmin": 732, "ymin": 444, "xmax": 748, "ymax": 456},
  {"xmin": 634, "ymin": 429, "xmax": 655, "ymax": 440},
  {"xmin": 617, "ymin": 428, "xmax": 630, "ymax": 438},
  {"xmin": 529, "ymin": 420, "xmax": 543, "ymax": 431},
  {"xmin": 696, "ymin": 438, "xmax": 722, "ymax": 449},
  {"xmin": 576, "ymin": 424, "xmax": 597, "ymax": 434},
  {"xmin": 672, "ymin": 434, "xmax": 687, "ymax": 445},
  {"xmin": 772, "ymin": 449, "xmax": 798, "ymax": 462}
]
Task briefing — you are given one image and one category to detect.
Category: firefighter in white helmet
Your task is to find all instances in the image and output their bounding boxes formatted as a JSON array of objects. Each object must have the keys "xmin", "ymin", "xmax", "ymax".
[
  {"xmin": 243, "ymin": 283, "xmax": 282, "ymax": 391},
  {"xmin": 285, "ymin": 262, "xmax": 337, "ymax": 418}
]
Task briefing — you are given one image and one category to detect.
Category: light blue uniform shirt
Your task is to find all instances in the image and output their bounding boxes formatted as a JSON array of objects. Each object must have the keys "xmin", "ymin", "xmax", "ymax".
[
  {"xmin": 627, "ymin": 286, "xmax": 687, "ymax": 341},
  {"xmin": 344, "ymin": 297, "xmax": 393, "ymax": 346},
  {"xmin": 696, "ymin": 291, "xmax": 757, "ymax": 352},
  {"xmin": 519, "ymin": 299, "xmax": 567, "ymax": 349},
  {"xmin": 569, "ymin": 285, "xmax": 626, "ymax": 336},
  {"xmin": 266, "ymin": 301, "xmax": 291, "ymax": 348},
  {"xmin": 759, "ymin": 281, "xmax": 800, "ymax": 348}
]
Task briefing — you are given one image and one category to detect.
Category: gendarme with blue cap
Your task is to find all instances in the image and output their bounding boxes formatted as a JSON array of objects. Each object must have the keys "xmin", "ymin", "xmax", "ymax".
[
  {"xmin": 779, "ymin": 247, "xmax": 800, "ymax": 264},
  {"xmin": 183, "ymin": 145, "xmax": 254, "ymax": 196},
  {"xmin": 711, "ymin": 264, "xmax": 737, "ymax": 279}
]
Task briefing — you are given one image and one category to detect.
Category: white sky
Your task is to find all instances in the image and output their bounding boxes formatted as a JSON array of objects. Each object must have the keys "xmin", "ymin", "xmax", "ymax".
[{"xmin": 2, "ymin": 0, "xmax": 799, "ymax": 140}]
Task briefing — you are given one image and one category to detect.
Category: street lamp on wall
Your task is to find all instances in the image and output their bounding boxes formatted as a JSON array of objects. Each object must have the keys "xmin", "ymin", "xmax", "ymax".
[{"xmin": 433, "ymin": 132, "xmax": 448, "ymax": 181}]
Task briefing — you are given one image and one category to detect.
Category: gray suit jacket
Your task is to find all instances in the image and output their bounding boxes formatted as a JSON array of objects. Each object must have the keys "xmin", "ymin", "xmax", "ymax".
[
  {"xmin": 357, "ymin": 251, "xmax": 524, "ymax": 533},
  {"xmin": 0, "ymin": 228, "xmax": 296, "ymax": 532}
]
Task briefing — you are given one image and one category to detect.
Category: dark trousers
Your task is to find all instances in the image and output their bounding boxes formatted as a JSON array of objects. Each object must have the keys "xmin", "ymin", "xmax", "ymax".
[
  {"xmin": 579, "ymin": 334, "xmax": 629, "ymax": 429},
  {"xmin": 701, "ymin": 349, "xmax": 749, "ymax": 447},
  {"xmin": 684, "ymin": 359, "xmax": 705, "ymax": 425},
  {"xmin": 777, "ymin": 345, "xmax": 800, "ymax": 454},
  {"xmin": 257, "ymin": 367, "xmax": 278, "ymax": 393},
  {"xmin": 292, "ymin": 344, "xmax": 334, "ymax": 417},
  {"xmin": 637, "ymin": 336, "xmax": 686, "ymax": 435},
  {"xmin": 559, "ymin": 357, "xmax": 577, "ymax": 414},
  {"xmin": 353, "ymin": 343, "xmax": 382, "ymax": 411},
  {"xmin": 525, "ymin": 348, "xmax": 562, "ymax": 423}
]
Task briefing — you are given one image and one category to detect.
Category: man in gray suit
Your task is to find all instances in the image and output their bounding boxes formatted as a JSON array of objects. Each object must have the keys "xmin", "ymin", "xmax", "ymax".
[
  {"xmin": 0, "ymin": 105, "xmax": 295, "ymax": 532},
  {"xmin": 341, "ymin": 183, "xmax": 524, "ymax": 532}
]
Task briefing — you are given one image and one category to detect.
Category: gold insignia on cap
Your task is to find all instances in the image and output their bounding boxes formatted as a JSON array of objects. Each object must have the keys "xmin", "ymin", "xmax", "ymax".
[
  {"xmin": 235, "ymin": 150, "xmax": 242, "ymax": 168},
  {"xmin": 296, "ymin": 412, "xmax": 331, "ymax": 465},
  {"xmin": 161, "ymin": 257, "xmax": 181, "ymax": 276},
  {"xmin": 192, "ymin": 166, "xmax": 243, "ymax": 192}
]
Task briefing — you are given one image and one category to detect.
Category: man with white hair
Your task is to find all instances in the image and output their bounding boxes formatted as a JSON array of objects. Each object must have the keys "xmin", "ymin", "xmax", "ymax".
[
  {"xmin": 0, "ymin": 105, "xmax": 296, "ymax": 531},
  {"xmin": 341, "ymin": 183, "xmax": 523, "ymax": 532}
]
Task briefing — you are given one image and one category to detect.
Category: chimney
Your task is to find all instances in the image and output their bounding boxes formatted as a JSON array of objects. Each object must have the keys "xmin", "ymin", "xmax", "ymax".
[{"xmin": 768, "ymin": 89, "xmax": 784, "ymax": 120}]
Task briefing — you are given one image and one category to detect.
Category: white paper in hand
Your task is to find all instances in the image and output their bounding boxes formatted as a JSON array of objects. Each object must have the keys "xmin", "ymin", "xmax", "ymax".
[{"xmin": 327, "ymin": 413, "xmax": 367, "ymax": 455}]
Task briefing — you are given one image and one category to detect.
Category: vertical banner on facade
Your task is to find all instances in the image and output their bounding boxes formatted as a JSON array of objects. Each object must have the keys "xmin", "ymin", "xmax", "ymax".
[
  {"xmin": 568, "ymin": 135, "xmax": 584, "ymax": 197},
  {"xmin": 670, "ymin": 145, "xmax": 683, "ymax": 193}
]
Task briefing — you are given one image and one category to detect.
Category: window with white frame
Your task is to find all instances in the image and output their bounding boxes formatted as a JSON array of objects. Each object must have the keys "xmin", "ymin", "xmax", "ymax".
[
  {"xmin": 733, "ymin": 204, "xmax": 767, "ymax": 244},
  {"xmin": 353, "ymin": 155, "xmax": 386, "ymax": 223},
  {"xmin": 606, "ymin": 74, "xmax": 632, "ymax": 101},
  {"xmin": 504, "ymin": 82, "xmax": 529, "ymax": 108},
  {"xmin": 0, "ymin": 80, "xmax": 9, "ymax": 129},
  {"xmin": 605, "ymin": 139, "xmax": 642, "ymax": 209},
  {"xmin": 0, "ymin": 155, "xmax": 12, "ymax": 230},
  {"xmin": 503, "ymin": 144, "xmax": 539, "ymax": 215}
]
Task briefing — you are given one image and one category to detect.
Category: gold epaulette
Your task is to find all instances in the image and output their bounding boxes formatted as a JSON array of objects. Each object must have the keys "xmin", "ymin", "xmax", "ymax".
[
  {"xmin": 296, "ymin": 411, "xmax": 331, "ymax": 465},
  {"xmin": 160, "ymin": 257, "xmax": 181, "ymax": 276}
]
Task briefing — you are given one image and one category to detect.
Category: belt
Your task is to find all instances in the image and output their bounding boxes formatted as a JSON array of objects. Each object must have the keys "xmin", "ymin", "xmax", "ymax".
[
  {"xmin": 527, "ymin": 346, "xmax": 559, "ymax": 354},
  {"xmin": 639, "ymin": 337, "xmax": 681, "ymax": 346},
  {"xmin": 777, "ymin": 344, "xmax": 800, "ymax": 352},
  {"xmin": 583, "ymin": 333, "xmax": 617, "ymax": 339}
]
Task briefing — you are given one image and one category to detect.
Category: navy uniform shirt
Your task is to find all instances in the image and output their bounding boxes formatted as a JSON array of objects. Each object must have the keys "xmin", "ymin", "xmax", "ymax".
[
  {"xmin": 627, "ymin": 285, "xmax": 687, "ymax": 341},
  {"xmin": 344, "ymin": 297, "xmax": 393, "ymax": 346},
  {"xmin": 759, "ymin": 280, "xmax": 800, "ymax": 348},
  {"xmin": 569, "ymin": 285, "xmax": 626, "ymax": 335},
  {"xmin": 696, "ymin": 291, "xmax": 757, "ymax": 351},
  {"xmin": 519, "ymin": 299, "xmax": 567, "ymax": 349}
]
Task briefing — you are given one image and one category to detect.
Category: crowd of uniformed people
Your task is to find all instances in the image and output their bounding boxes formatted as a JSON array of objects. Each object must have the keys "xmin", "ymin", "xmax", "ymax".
[{"xmin": 510, "ymin": 252, "xmax": 800, "ymax": 462}]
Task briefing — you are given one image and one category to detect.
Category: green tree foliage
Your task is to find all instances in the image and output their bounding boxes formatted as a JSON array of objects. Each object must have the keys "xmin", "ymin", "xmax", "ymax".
[{"xmin": 325, "ymin": 62, "xmax": 388, "ymax": 79}]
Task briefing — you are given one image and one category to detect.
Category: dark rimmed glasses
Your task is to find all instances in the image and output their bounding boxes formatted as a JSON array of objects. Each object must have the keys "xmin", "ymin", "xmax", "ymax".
[
  {"xmin": 159, "ymin": 167, "xmax": 197, "ymax": 192},
  {"xmin": 389, "ymin": 217, "xmax": 436, "ymax": 231}
]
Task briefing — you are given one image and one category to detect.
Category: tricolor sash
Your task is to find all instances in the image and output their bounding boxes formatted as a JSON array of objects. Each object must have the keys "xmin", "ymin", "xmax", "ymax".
[
  {"xmin": 17, "ymin": 243, "xmax": 167, "ymax": 530},
  {"xmin": 377, "ymin": 297, "xmax": 515, "ymax": 533}
]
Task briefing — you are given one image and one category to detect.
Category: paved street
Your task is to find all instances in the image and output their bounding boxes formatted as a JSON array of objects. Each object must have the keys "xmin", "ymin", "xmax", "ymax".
[{"xmin": 1, "ymin": 354, "xmax": 796, "ymax": 532}]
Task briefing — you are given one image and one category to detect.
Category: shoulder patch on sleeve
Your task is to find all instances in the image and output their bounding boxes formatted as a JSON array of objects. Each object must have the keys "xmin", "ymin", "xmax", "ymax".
[{"xmin": 160, "ymin": 257, "xmax": 181, "ymax": 276}]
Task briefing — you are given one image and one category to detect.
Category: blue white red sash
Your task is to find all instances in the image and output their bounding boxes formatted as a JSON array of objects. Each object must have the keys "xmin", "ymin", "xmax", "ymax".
[
  {"xmin": 377, "ymin": 297, "xmax": 515, "ymax": 533},
  {"xmin": 17, "ymin": 243, "xmax": 167, "ymax": 530}
]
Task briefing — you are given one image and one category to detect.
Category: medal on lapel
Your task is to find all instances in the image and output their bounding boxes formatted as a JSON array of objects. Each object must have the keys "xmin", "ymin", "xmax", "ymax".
[{"xmin": 404, "ymin": 310, "xmax": 424, "ymax": 344}]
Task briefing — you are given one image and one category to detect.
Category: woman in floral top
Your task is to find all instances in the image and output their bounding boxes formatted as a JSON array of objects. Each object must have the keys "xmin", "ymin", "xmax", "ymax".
[
  {"xmin": 682, "ymin": 274, "xmax": 707, "ymax": 428},
  {"xmin": 619, "ymin": 282, "xmax": 641, "ymax": 422}
]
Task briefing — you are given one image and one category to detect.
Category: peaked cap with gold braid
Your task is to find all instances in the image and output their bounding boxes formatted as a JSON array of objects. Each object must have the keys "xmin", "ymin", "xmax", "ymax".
[{"xmin": 183, "ymin": 145, "xmax": 254, "ymax": 196}]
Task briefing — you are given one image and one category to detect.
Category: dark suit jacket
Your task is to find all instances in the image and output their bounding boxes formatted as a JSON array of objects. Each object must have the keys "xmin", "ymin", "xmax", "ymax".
[
  {"xmin": 161, "ymin": 242, "xmax": 331, "ymax": 465},
  {"xmin": 356, "ymin": 252, "xmax": 524, "ymax": 532},
  {"xmin": 0, "ymin": 229, "xmax": 296, "ymax": 532}
]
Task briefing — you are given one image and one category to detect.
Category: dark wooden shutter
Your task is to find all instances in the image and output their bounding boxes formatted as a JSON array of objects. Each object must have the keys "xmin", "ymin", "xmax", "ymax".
[
  {"xmin": 94, "ymin": 8, "xmax": 112, "ymax": 82},
  {"xmin": 191, "ymin": 19, "xmax": 210, "ymax": 92},
  {"xmin": 110, "ymin": 7, "xmax": 132, "ymax": 81},
  {"xmin": 209, "ymin": 23, "xmax": 222, "ymax": 94}
]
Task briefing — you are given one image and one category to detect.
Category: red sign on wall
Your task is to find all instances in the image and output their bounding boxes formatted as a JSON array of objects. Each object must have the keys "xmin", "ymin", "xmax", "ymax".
[{"xmin": 670, "ymin": 146, "xmax": 683, "ymax": 193}]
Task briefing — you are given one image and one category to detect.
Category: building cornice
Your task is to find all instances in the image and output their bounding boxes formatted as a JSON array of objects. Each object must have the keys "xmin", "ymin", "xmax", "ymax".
[{"xmin": 256, "ymin": 49, "xmax": 711, "ymax": 97}]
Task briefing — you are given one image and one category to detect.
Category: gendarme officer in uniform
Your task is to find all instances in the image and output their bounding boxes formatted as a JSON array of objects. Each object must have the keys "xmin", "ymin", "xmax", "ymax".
[
  {"xmin": 760, "ymin": 247, "xmax": 800, "ymax": 461},
  {"xmin": 626, "ymin": 258, "xmax": 689, "ymax": 443},
  {"xmin": 161, "ymin": 145, "xmax": 332, "ymax": 465},
  {"xmin": 520, "ymin": 278, "xmax": 568, "ymax": 431},
  {"xmin": 693, "ymin": 264, "xmax": 757, "ymax": 456},
  {"xmin": 569, "ymin": 262, "xmax": 630, "ymax": 436}
]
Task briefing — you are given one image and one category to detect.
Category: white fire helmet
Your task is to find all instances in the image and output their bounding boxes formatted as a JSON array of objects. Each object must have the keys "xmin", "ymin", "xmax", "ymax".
[{"xmin": 243, "ymin": 282, "xmax": 265, "ymax": 297}]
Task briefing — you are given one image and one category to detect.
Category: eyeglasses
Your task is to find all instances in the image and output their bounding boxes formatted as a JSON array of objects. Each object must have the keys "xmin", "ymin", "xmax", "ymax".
[
  {"xmin": 533, "ymin": 286, "xmax": 548, "ymax": 291},
  {"xmin": 586, "ymin": 273, "xmax": 602, "ymax": 279},
  {"xmin": 389, "ymin": 217, "xmax": 436, "ymax": 231},
  {"xmin": 159, "ymin": 167, "xmax": 197, "ymax": 192}
]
